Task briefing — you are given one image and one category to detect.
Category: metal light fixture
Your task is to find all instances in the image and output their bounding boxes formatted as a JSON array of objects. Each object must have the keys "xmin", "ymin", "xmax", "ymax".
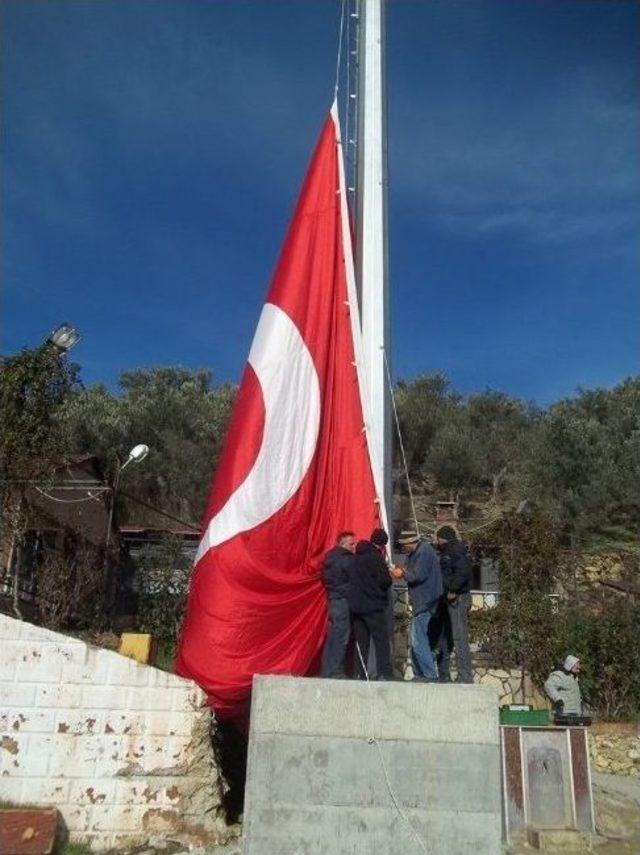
[
  {"xmin": 121, "ymin": 444, "xmax": 149, "ymax": 471},
  {"xmin": 48, "ymin": 323, "xmax": 80, "ymax": 352},
  {"xmin": 104, "ymin": 444, "xmax": 150, "ymax": 552}
]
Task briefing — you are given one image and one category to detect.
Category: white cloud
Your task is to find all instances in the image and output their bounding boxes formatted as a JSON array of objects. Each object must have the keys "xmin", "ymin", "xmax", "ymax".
[{"xmin": 390, "ymin": 67, "xmax": 640, "ymax": 243}]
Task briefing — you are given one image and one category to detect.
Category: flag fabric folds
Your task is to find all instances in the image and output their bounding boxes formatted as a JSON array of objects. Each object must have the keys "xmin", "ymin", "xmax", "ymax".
[{"xmin": 175, "ymin": 106, "xmax": 381, "ymax": 723}]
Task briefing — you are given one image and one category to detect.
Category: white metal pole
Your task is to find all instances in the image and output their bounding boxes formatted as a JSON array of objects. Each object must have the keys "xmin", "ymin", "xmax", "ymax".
[{"xmin": 355, "ymin": 0, "xmax": 392, "ymax": 533}]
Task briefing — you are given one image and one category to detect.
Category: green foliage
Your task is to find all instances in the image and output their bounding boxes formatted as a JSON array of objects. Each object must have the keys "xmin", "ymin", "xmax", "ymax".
[
  {"xmin": 136, "ymin": 536, "xmax": 191, "ymax": 644},
  {"xmin": 556, "ymin": 598, "xmax": 640, "ymax": 720},
  {"xmin": 34, "ymin": 547, "xmax": 109, "ymax": 633},
  {"xmin": 0, "ymin": 345, "xmax": 81, "ymax": 614},
  {"xmin": 470, "ymin": 512, "xmax": 563, "ymax": 686},
  {"xmin": 470, "ymin": 512, "xmax": 640, "ymax": 719},
  {"xmin": 57, "ymin": 844, "xmax": 95, "ymax": 855},
  {"xmin": 66, "ymin": 367, "xmax": 236, "ymax": 521},
  {"xmin": 465, "ymin": 390, "xmax": 538, "ymax": 500},
  {"xmin": 395, "ymin": 375, "xmax": 539, "ymax": 500},
  {"xmin": 0, "ymin": 345, "xmax": 80, "ymax": 481},
  {"xmin": 62, "ymin": 365, "xmax": 639, "ymax": 548},
  {"xmin": 425, "ymin": 422, "xmax": 482, "ymax": 495},
  {"xmin": 394, "ymin": 373, "xmax": 459, "ymax": 472},
  {"xmin": 530, "ymin": 378, "xmax": 640, "ymax": 541},
  {"xmin": 395, "ymin": 372, "xmax": 639, "ymax": 547}
]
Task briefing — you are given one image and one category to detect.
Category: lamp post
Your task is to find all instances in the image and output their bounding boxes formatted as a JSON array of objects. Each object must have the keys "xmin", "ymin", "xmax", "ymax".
[
  {"xmin": 48, "ymin": 322, "xmax": 81, "ymax": 353},
  {"xmin": 102, "ymin": 444, "xmax": 148, "ymax": 626},
  {"xmin": 105, "ymin": 444, "xmax": 150, "ymax": 552},
  {"xmin": 9, "ymin": 323, "xmax": 80, "ymax": 619}
]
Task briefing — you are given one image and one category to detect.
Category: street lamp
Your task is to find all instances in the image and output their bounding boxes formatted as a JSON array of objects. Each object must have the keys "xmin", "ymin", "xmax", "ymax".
[
  {"xmin": 48, "ymin": 323, "xmax": 81, "ymax": 352},
  {"xmin": 105, "ymin": 444, "xmax": 150, "ymax": 551},
  {"xmin": 120, "ymin": 444, "xmax": 149, "ymax": 472}
]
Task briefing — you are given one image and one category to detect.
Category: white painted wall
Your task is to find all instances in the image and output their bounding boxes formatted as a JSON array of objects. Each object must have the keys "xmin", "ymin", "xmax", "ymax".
[{"xmin": 0, "ymin": 614, "xmax": 226, "ymax": 850}]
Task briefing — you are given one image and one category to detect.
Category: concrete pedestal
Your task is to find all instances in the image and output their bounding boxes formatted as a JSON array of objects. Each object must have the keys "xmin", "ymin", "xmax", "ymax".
[{"xmin": 244, "ymin": 676, "xmax": 502, "ymax": 855}]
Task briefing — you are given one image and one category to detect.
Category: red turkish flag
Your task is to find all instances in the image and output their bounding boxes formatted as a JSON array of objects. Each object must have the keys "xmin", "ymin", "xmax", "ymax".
[{"xmin": 175, "ymin": 106, "xmax": 381, "ymax": 723}]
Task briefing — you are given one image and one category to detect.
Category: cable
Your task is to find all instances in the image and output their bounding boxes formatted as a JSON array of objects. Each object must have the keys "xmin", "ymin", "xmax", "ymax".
[
  {"xmin": 34, "ymin": 486, "xmax": 102, "ymax": 504},
  {"xmin": 117, "ymin": 490, "xmax": 200, "ymax": 532},
  {"xmin": 344, "ymin": 0, "xmax": 351, "ymax": 159},
  {"xmin": 348, "ymin": 0, "xmax": 359, "ymax": 202},
  {"xmin": 334, "ymin": 0, "xmax": 347, "ymax": 99},
  {"xmin": 354, "ymin": 640, "xmax": 429, "ymax": 854},
  {"xmin": 381, "ymin": 347, "xmax": 420, "ymax": 537}
]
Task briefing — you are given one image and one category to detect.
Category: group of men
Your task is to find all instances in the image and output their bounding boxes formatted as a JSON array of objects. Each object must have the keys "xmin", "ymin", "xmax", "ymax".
[{"xmin": 320, "ymin": 525, "xmax": 474, "ymax": 682}]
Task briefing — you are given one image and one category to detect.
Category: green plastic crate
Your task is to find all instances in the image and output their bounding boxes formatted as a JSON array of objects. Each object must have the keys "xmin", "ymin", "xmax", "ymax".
[{"xmin": 499, "ymin": 707, "xmax": 550, "ymax": 727}]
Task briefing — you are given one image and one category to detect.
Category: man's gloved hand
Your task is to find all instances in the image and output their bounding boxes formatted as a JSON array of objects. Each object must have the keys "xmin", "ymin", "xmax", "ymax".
[{"xmin": 553, "ymin": 700, "xmax": 564, "ymax": 713}]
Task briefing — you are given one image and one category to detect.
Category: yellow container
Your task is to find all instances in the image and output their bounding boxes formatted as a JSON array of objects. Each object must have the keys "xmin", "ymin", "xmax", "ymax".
[{"xmin": 118, "ymin": 633, "xmax": 157, "ymax": 665}]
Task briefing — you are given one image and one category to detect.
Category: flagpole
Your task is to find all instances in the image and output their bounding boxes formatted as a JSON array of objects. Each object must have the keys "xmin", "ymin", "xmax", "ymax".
[{"xmin": 355, "ymin": 0, "xmax": 392, "ymax": 534}]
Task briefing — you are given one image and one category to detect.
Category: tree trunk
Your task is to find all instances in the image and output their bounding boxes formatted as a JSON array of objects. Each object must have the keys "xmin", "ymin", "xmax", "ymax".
[{"xmin": 491, "ymin": 466, "xmax": 508, "ymax": 504}]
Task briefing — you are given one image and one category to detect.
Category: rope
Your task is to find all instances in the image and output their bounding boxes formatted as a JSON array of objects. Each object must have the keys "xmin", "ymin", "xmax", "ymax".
[
  {"xmin": 334, "ymin": 0, "xmax": 347, "ymax": 99},
  {"xmin": 34, "ymin": 486, "xmax": 102, "ymax": 504},
  {"xmin": 382, "ymin": 347, "xmax": 420, "ymax": 537},
  {"xmin": 354, "ymin": 641, "xmax": 429, "ymax": 854},
  {"xmin": 462, "ymin": 514, "xmax": 503, "ymax": 534}
]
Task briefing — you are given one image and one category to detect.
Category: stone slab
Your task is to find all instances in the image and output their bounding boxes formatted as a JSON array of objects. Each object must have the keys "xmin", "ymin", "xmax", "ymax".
[
  {"xmin": 250, "ymin": 675, "xmax": 499, "ymax": 744},
  {"xmin": 244, "ymin": 676, "xmax": 502, "ymax": 855},
  {"xmin": 0, "ymin": 808, "xmax": 58, "ymax": 855}
]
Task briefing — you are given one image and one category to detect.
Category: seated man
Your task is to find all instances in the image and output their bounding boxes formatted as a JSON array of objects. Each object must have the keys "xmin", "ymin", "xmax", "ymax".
[
  {"xmin": 544, "ymin": 654, "xmax": 584, "ymax": 716},
  {"xmin": 320, "ymin": 530, "xmax": 356, "ymax": 678}
]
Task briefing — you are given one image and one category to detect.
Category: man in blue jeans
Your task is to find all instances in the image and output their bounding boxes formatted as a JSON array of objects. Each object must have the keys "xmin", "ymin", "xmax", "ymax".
[
  {"xmin": 396, "ymin": 533, "xmax": 443, "ymax": 682},
  {"xmin": 321, "ymin": 531, "xmax": 356, "ymax": 678}
]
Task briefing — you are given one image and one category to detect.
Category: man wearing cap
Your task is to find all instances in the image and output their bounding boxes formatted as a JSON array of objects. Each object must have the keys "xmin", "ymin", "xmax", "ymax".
[
  {"xmin": 397, "ymin": 532, "xmax": 443, "ymax": 682},
  {"xmin": 544, "ymin": 655, "xmax": 584, "ymax": 716},
  {"xmin": 435, "ymin": 525, "xmax": 474, "ymax": 684},
  {"xmin": 349, "ymin": 528, "xmax": 394, "ymax": 680}
]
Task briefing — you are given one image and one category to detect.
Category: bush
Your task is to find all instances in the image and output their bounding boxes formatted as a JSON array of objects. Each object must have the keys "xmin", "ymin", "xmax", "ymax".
[
  {"xmin": 556, "ymin": 596, "xmax": 640, "ymax": 720},
  {"xmin": 136, "ymin": 536, "xmax": 191, "ymax": 645},
  {"xmin": 469, "ymin": 512, "xmax": 640, "ymax": 720},
  {"xmin": 469, "ymin": 511, "xmax": 564, "ymax": 688},
  {"xmin": 35, "ymin": 545, "xmax": 109, "ymax": 632}
]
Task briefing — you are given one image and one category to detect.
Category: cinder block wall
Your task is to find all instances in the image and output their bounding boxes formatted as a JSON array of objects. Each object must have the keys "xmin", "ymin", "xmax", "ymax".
[{"xmin": 0, "ymin": 614, "xmax": 227, "ymax": 851}]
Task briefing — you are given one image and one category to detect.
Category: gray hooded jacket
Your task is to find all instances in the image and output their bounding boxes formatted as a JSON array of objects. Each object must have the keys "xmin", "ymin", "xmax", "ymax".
[{"xmin": 544, "ymin": 669, "xmax": 583, "ymax": 715}]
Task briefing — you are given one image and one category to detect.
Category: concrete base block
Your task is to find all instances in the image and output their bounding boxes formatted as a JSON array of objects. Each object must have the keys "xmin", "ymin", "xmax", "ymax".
[
  {"xmin": 527, "ymin": 828, "xmax": 596, "ymax": 850},
  {"xmin": 244, "ymin": 676, "xmax": 502, "ymax": 855}
]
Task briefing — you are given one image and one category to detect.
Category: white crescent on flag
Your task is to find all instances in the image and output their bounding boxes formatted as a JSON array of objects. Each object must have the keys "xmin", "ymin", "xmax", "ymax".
[{"xmin": 195, "ymin": 302, "xmax": 321, "ymax": 563}]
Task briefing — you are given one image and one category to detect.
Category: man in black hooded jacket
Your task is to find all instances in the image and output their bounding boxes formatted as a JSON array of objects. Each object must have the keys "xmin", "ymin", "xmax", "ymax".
[
  {"xmin": 348, "ymin": 528, "xmax": 394, "ymax": 680},
  {"xmin": 436, "ymin": 525, "xmax": 474, "ymax": 683},
  {"xmin": 321, "ymin": 531, "xmax": 356, "ymax": 678}
]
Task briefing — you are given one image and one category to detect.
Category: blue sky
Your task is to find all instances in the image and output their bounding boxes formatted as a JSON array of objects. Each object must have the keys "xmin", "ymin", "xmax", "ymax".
[{"xmin": 2, "ymin": 0, "xmax": 639, "ymax": 404}]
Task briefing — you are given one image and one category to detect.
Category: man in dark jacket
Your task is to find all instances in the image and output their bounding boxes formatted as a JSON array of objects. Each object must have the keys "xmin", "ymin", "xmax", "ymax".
[
  {"xmin": 321, "ymin": 531, "xmax": 356, "ymax": 678},
  {"xmin": 349, "ymin": 528, "xmax": 394, "ymax": 680},
  {"xmin": 397, "ymin": 533, "xmax": 443, "ymax": 681},
  {"xmin": 436, "ymin": 526, "xmax": 474, "ymax": 683}
]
